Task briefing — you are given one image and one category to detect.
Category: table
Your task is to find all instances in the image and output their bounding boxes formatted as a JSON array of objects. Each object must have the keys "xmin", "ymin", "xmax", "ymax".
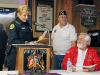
[
  {"xmin": 50, "ymin": 70, "xmax": 100, "ymax": 75},
  {"xmin": 0, "ymin": 71, "xmax": 18, "ymax": 75}
]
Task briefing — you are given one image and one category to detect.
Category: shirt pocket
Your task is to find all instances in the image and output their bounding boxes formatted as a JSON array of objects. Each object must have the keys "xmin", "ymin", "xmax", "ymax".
[
  {"xmin": 20, "ymin": 28, "xmax": 31, "ymax": 39},
  {"xmin": 61, "ymin": 31, "xmax": 69, "ymax": 38}
]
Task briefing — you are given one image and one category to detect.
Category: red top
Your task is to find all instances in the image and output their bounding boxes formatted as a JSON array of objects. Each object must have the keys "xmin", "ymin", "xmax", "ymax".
[{"xmin": 62, "ymin": 46, "xmax": 100, "ymax": 71}]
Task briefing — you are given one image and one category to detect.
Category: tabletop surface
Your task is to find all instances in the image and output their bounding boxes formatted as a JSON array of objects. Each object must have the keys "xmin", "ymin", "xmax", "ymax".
[
  {"xmin": 0, "ymin": 70, "xmax": 100, "ymax": 75},
  {"xmin": 50, "ymin": 70, "xmax": 100, "ymax": 75},
  {"xmin": 12, "ymin": 44, "xmax": 52, "ymax": 48},
  {"xmin": 0, "ymin": 71, "xmax": 18, "ymax": 75}
]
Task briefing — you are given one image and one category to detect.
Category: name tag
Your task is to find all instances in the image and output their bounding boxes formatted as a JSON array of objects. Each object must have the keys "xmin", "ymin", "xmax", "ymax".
[{"xmin": 21, "ymin": 27, "xmax": 25, "ymax": 29}]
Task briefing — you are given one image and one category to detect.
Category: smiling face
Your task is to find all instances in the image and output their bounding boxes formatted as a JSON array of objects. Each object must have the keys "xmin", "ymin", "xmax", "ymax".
[
  {"xmin": 58, "ymin": 15, "xmax": 67, "ymax": 26},
  {"xmin": 16, "ymin": 5, "xmax": 31, "ymax": 22},
  {"xmin": 77, "ymin": 33, "xmax": 90, "ymax": 50},
  {"xmin": 17, "ymin": 12, "xmax": 29, "ymax": 22}
]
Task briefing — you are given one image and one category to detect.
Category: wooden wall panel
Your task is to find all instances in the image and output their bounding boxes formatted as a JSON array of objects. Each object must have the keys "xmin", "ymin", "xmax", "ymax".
[
  {"xmin": 72, "ymin": 0, "xmax": 100, "ymax": 34},
  {"xmin": 32, "ymin": 0, "xmax": 100, "ymax": 56},
  {"xmin": 32, "ymin": 0, "xmax": 43, "ymax": 37},
  {"xmin": 54, "ymin": 0, "xmax": 63, "ymax": 25},
  {"xmin": 32, "ymin": 0, "xmax": 64, "ymax": 37},
  {"xmin": 62, "ymin": 0, "xmax": 73, "ymax": 24},
  {"xmin": 72, "ymin": 0, "xmax": 100, "ymax": 56}
]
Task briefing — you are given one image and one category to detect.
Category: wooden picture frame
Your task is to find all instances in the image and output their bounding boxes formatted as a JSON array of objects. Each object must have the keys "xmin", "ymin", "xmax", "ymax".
[{"xmin": 35, "ymin": 0, "xmax": 54, "ymax": 32}]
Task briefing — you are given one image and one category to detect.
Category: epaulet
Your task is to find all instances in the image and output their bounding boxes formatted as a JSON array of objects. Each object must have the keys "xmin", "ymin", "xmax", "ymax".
[{"xmin": 14, "ymin": 21, "xmax": 20, "ymax": 25}]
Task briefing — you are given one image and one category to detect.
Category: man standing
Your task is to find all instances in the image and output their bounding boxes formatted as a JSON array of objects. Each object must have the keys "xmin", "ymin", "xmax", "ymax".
[
  {"xmin": 62, "ymin": 32, "xmax": 100, "ymax": 71},
  {"xmin": 51, "ymin": 10, "xmax": 77, "ymax": 69},
  {"xmin": 0, "ymin": 23, "xmax": 8, "ymax": 70}
]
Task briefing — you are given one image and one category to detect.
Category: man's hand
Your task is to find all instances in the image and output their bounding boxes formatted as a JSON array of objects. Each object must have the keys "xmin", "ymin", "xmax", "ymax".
[
  {"xmin": 25, "ymin": 41, "xmax": 35, "ymax": 44},
  {"xmin": 88, "ymin": 67, "xmax": 94, "ymax": 72},
  {"xmin": 83, "ymin": 67, "xmax": 94, "ymax": 72},
  {"xmin": 72, "ymin": 65, "xmax": 76, "ymax": 72}
]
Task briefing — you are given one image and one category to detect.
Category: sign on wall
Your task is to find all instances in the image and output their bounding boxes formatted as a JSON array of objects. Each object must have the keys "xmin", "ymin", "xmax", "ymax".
[
  {"xmin": 35, "ymin": 0, "xmax": 54, "ymax": 32},
  {"xmin": 76, "ymin": 8, "xmax": 100, "ymax": 29}
]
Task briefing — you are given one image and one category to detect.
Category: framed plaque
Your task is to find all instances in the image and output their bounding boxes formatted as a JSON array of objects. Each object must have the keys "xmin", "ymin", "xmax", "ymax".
[
  {"xmin": 23, "ymin": 49, "xmax": 46, "ymax": 73},
  {"xmin": 35, "ymin": 0, "xmax": 54, "ymax": 32}
]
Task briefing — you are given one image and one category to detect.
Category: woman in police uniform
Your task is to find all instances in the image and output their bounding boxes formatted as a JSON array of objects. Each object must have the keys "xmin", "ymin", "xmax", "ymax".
[{"xmin": 7, "ymin": 5, "xmax": 38, "ymax": 70}]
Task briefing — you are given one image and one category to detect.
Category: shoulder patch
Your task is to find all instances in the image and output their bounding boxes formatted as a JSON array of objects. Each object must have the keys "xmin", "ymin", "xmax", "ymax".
[{"xmin": 9, "ymin": 24, "xmax": 15, "ymax": 29}]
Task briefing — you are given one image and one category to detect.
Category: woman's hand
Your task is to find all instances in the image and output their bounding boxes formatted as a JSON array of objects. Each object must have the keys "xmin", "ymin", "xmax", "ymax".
[{"xmin": 38, "ymin": 36, "xmax": 43, "ymax": 40}]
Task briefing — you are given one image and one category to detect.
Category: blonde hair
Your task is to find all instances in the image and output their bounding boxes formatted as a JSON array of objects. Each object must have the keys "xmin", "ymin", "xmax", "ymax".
[{"xmin": 16, "ymin": 5, "xmax": 31, "ymax": 15}]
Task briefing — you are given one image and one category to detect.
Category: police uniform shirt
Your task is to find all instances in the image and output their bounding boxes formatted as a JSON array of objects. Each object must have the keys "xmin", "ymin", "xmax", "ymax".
[
  {"xmin": 8, "ymin": 17, "xmax": 33, "ymax": 44},
  {"xmin": 51, "ymin": 23, "xmax": 77, "ymax": 55}
]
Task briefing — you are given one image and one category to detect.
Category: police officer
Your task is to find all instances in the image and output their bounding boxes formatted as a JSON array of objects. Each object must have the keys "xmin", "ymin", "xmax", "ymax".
[
  {"xmin": 7, "ymin": 5, "xmax": 38, "ymax": 70},
  {"xmin": 0, "ymin": 23, "xmax": 8, "ymax": 70}
]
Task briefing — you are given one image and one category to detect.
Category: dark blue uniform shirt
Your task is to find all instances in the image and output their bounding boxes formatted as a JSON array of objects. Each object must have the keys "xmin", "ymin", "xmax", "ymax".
[{"xmin": 8, "ymin": 17, "xmax": 38, "ymax": 53}]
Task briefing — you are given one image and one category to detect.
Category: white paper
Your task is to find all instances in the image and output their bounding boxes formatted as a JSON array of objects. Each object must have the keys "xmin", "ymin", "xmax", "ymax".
[
  {"xmin": 41, "ymin": 30, "xmax": 47, "ymax": 38},
  {"xmin": 83, "ymin": 64, "xmax": 97, "ymax": 68},
  {"xmin": 76, "ymin": 64, "xmax": 97, "ymax": 69}
]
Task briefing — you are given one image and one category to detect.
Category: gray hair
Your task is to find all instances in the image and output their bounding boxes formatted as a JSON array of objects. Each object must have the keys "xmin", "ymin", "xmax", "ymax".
[{"xmin": 79, "ymin": 32, "xmax": 91, "ymax": 45}]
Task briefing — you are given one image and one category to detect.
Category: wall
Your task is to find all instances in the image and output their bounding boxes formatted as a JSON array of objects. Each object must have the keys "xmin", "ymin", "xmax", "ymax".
[
  {"xmin": 72, "ymin": 0, "xmax": 100, "ymax": 56},
  {"xmin": 32, "ymin": 0, "xmax": 100, "ymax": 56},
  {"xmin": 32, "ymin": 0, "xmax": 73, "ymax": 37}
]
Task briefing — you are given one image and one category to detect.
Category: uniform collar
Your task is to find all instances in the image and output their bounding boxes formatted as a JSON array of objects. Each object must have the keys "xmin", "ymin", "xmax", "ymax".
[
  {"xmin": 16, "ymin": 17, "xmax": 24, "ymax": 25},
  {"xmin": 58, "ymin": 23, "xmax": 69, "ymax": 28}
]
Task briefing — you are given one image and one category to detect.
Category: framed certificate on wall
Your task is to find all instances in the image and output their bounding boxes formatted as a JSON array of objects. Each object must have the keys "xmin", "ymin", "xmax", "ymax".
[{"xmin": 35, "ymin": 0, "xmax": 54, "ymax": 32}]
